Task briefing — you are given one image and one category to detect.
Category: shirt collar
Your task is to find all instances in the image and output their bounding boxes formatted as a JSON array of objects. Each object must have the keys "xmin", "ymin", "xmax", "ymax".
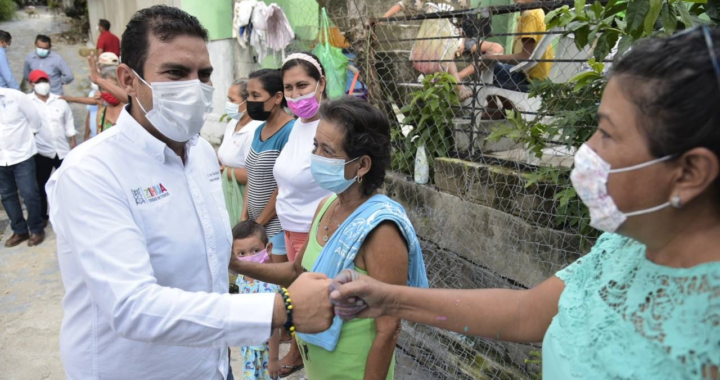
[
  {"xmin": 116, "ymin": 107, "xmax": 200, "ymax": 163},
  {"xmin": 29, "ymin": 92, "xmax": 58, "ymax": 103}
]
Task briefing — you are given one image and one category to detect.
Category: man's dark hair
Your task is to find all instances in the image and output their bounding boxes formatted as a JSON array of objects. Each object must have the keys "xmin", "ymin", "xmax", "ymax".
[
  {"xmin": 121, "ymin": 5, "xmax": 208, "ymax": 78},
  {"xmin": 611, "ymin": 27, "xmax": 720, "ymax": 191},
  {"xmin": 319, "ymin": 96, "xmax": 391, "ymax": 196},
  {"xmin": 35, "ymin": 34, "xmax": 51, "ymax": 47},
  {"xmin": 0, "ymin": 30, "xmax": 11, "ymax": 44},
  {"xmin": 99, "ymin": 19, "xmax": 111, "ymax": 31},
  {"xmin": 249, "ymin": 69, "xmax": 288, "ymax": 107},
  {"xmin": 231, "ymin": 220, "xmax": 268, "ymax": 245}
]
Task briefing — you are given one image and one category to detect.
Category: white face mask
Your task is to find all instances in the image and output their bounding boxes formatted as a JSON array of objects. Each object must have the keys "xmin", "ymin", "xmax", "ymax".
[
  {"xmin": 34, "ymin": 82, "xmax": 50, "ymax": 96},
  {"xmin": 570, "ymin": 144, "xmax": 674, "ymax": 232},
  {"xmin": 133, "ymin": 70, "xmax": 215, "ymax": 142}
]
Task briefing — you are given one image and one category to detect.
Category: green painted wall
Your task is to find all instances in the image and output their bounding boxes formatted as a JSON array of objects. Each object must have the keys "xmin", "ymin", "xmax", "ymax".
[
  {"xmin": 258, "ymin": 0, "xmax": 320, "ymax": 68},
  {"xmin": 182, "ymin": 0, "xmax": 233, "ymax": 41}
]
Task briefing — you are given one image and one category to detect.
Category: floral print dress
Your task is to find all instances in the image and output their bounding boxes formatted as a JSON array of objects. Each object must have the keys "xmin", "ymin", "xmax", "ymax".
[{"xmin": 236, "ymin": 275, "xmax": 279, "ymax": 380}]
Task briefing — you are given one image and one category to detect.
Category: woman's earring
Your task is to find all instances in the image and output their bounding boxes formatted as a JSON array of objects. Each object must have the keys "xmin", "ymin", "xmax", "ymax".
[
  {"xmin": 670, "ymin": 195, "xmax": 683, "ymax": 209},
  {"xmin": 357, "ymin": 176, "xmax": 363, "ymax": 184}
]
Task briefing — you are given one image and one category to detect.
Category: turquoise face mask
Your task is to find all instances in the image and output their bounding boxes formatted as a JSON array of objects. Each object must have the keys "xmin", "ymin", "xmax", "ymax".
[
  {"xmin": 310, "ymin": 154, "xmax": 359, "ymax": 194},
  {"xmin": 36, "ymin": 48, "xmax": 49, "ymax": 58}
]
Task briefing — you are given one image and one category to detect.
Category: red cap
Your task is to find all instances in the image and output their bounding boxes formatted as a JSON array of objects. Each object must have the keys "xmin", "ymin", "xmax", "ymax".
[{"xmin": 29, "ymin": 69, "xmax": 50, "ymax": 83}]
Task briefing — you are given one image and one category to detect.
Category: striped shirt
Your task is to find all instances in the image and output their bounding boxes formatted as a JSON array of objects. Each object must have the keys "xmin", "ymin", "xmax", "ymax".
[{"xmin": 245, "ymin": 120, "xmax": 295, "ymax": 238}]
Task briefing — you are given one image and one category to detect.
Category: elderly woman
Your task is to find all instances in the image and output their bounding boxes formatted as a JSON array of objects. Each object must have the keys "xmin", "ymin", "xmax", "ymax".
[
  {"xmin": 217, "ymin": 78, "xmax": 263, "ymax": 226},
  {"xmin": 95, "ymin": 65, "xmax": 125, "ymax": 133},
  {"xmin": 231, "ymin": 97, "xmax": 428, "ymax": 380},
  {"xmin": 330, "ymin": 27, "xmax": 720, "ymax": 379}
]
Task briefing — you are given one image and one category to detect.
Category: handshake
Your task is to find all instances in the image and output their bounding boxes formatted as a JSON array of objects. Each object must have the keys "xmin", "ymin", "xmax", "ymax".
[{"xmin": 278, "ymin": 270, "xmax": 385, "ymax": 333}]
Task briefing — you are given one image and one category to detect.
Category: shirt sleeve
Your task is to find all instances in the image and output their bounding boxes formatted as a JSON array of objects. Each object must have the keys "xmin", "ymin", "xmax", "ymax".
[
  {"xmin": 0, "ymin": 53, "xmax": 19, "ymax": 90},
  {"xmin": 59, "ymin": 57, "xmax": 74, "ymax": 85},
  {"xmin": 17, "ymin": 93, "xmax": 41, "ymax": 133},
  {"xmin": 23, "ymin": 57, "xmax": 31, "ymax": 82},
  {"xmin": 49, "ymin": 164, "xmax": 276, "ymax": 348},
  {"xmin": 517, "ymin": 11, "xmax": 544, "ymax": 44},
  {"xmin": 96, "ymin": 34, "xmax": 106, "ymax": 51},
  {"xmin": 555, "ymin": 233, "xmax": 617, "ymax": 284},
  {"xmin": 63, "ymin": 103, "xmax": 77, "ymax": 137}
]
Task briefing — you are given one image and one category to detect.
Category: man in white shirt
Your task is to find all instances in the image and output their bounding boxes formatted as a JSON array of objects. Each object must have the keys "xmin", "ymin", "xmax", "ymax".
[
  {"xmin": 46, "ymin": 5, "xmax": 333, "ymax": 380},
  {"xmin": 27, "ymin": 69, "xmax": 76, "ymax": 224},
  {"xmin": 0, "ymin": 87, "xmax": 46, "ymax": 247}
]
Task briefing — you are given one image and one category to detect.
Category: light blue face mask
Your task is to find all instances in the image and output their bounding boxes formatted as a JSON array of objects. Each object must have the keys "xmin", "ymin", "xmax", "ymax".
[
  {"xmin": 225, "ymin": 100, "xmax": 245, "ymax": 120},
  {"xmin": 310, "ymin": 154, "xmax": 359, "ymax": 194},
  {"xmin": 36, "ymin": 48, "xmax": 49, "ymax": 58}
]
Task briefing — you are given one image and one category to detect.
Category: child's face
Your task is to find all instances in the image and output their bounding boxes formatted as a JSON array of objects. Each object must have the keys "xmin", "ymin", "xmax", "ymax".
[{"xmin": 232, "ymin": 236, "xmax": 266, "ymax": 258}]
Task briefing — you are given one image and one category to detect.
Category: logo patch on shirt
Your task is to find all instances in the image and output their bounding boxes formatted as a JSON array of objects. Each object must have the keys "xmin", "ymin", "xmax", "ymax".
[
  {"xmin": 132, "ymin": 183, "xmax": 169, "ymax": 205},
  {"xmin": 208, "ymin": 171, "xmax": 221, "ymax": 182}
]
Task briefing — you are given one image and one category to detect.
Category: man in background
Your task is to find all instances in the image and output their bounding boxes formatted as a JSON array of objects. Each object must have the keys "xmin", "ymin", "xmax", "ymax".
[
  {"xmin": 23, "ymin": 35, "xmax": 74, "ymax": 95},
  {"xmin": 26, "ymin": 69, "xmax": 76, "ymax": 224},
  {"xmin": 0, "ymin": 30, "xmax": 19, "ymax": 90},
  {"xmin": 96, "ymin": 19, "xmax": 120, "ymax": 56},
  {"xmin": 0, "ymin": 87, "xmax": 45, "ymax": 247}
]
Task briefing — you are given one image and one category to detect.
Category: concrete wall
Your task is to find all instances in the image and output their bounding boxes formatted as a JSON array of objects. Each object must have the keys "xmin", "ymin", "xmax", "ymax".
[{"xmin": 87, "ymin": 0, "xmax": 181, "ymax": 45}]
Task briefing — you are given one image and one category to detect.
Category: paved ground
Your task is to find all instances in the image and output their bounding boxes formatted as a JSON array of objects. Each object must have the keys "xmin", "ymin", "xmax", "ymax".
[
  {"xmin": 0, "ymin": 7, "xmax": 306, "ymax": 380},
  {"xmin": 3, "ymin": 6, "xmax": 94, "ymax": 141}
]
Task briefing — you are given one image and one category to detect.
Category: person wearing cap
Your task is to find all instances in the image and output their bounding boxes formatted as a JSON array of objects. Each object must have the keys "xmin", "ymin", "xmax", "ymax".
[
  {"xmin": 23, "ymin": 34, "xmax": 74, "ymax": 95},
  {"xmin": 96, "ymin": 19, "xmax": 121, "ymax": 57},
  {"xmin": 0, "ymin": 30, "xmax": 19, "ymax": 90},
  {"xmin": 27, "ymin": 70, "xmax": 76, "ymax": 224},
  {"xmin": 98, "ymin": 51, "xmax": 119, "ymax": 66},
  {"xmin": 0, "ymin": 87, "xmax": 45, "ymax": 247}
]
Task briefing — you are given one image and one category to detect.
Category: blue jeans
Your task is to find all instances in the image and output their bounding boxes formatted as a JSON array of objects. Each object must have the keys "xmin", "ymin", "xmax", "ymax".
[
  {"xmin": 0, "ymin": 157, "xmax": 44, "ymax": 234},
  {"xmin": 493, "ymin": 63, "xmax": 530, "ymax": 92}
]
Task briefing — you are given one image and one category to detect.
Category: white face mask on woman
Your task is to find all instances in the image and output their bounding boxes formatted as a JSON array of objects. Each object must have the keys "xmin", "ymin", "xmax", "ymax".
[
  {"xmin": 133, "ymin": 70, "xmax": 215, "ymax": 142},
  {"xmin": 570, "ymin": 144, "xmax": 676, "ymax": 232}
]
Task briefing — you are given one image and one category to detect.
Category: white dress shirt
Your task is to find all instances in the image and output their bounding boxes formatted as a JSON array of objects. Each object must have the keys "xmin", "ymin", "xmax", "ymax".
[
  {"xmin": 0, "ymin": 88, "xmax": 41, "ymax": 166},
  {"xmin": 216, "ymin": 118, "xmax": 263, "ymax": 168},
  {"xmin": 27, "ymin": 92, "xmax": 76, "ymax": 160},
  {"xmin": 46, "ymin": 109, "xmax": 275, "ymax": 380}
]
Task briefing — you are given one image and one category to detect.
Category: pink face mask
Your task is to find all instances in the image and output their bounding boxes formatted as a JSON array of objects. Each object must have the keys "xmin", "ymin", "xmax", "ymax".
[
  {"xmin": 286, "ymin": 82, "xmax": 320, "ymax": 119},
  {"xmin": 236, "ymin": 249, "xmax": 270, "ymax": 263}
]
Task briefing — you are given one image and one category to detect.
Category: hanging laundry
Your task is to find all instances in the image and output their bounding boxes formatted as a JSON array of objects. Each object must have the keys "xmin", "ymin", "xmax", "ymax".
[
  {"xmin": 250, "ymin": 2, "xmax": 270, "ymax": 62},
  {"xmin": 265, "ymin": 4, "xmax": 295, "ymax": 60},
  {"xmin": 233, "ymin": 0, "xmax": 258, "ymax": 48}
]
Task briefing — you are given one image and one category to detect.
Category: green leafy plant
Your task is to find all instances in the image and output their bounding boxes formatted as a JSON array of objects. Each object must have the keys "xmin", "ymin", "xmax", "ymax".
[
  {"xmin": 0, "ymin": 0, "xmax": 17, "ymax": 21},
  {"xmin": 489, "ymin": 0, "xmax": 716, "ymax": 237},
  {"xmin": 393, "ymin": 72, "xmax": 460, "ymax": 179}
]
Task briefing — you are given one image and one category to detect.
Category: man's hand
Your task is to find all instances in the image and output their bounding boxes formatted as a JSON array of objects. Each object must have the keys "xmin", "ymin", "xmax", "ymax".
[
  {"xmin": 330, "ymin": 270, "xmax": 393, "ymax": 321},
  {"xmin": 279, "ymin": 272, "xmax": 334, "ymax": 333}
]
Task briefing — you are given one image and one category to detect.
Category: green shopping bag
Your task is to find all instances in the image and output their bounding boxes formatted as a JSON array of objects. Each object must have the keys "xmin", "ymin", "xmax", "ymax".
[
  {"xmin": 313, "ymin": 8, "xmax": 348, "ymax": 99},
  {"xmin": 222, "ymin": 167, "xmax": 245, "ymax": 228}
]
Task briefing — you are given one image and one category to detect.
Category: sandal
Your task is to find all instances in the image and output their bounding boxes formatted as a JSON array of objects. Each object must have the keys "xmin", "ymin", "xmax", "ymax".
[{"xmin": 279, "ymin": 364, "xmax": 304, "ymax": 378}]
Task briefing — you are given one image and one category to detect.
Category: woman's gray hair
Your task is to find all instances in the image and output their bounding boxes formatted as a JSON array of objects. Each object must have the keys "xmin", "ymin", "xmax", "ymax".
[
  {"xmin": 231, "ymin": 78, "xmax": 249, "ymax": 100},
  {"xmin": 99, "ymin": 66, "xmax": 118, "ymax": 82}
]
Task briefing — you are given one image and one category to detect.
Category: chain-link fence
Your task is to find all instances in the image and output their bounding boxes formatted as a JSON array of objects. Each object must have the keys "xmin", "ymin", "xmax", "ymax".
[
  {"xmin": 244, "ymin": 0, "xmax": 618, "ymax": 377},
  {"xmin": 318, "ymin": 1, "xmax": 614, "ymax": 379}
]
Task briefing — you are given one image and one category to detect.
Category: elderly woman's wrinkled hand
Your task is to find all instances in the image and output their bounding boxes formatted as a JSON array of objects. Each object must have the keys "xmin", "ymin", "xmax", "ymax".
[
  {"xmin": 287, "ymin": 272, "xmax": 335, "ymax": 333},
  {"xmin": 330, "ymin": 269, "xmax": 391, "ymax": 321}
]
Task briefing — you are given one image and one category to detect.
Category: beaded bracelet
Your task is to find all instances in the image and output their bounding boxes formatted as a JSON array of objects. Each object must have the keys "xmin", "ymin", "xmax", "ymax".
[{"xmin": 279, "ymin": 287, "xmax": 296, "ymax": 336}]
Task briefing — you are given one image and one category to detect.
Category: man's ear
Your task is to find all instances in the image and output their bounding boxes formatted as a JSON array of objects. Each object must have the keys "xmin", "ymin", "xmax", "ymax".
[{"xmin": 117, "ymin": 63, "xmax": 137, "ymax": 98}]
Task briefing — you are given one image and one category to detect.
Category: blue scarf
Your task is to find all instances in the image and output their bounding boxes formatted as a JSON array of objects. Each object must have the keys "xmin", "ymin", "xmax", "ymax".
[{"xmin": 297, "ymin": 194, "xmax": 429, "ymax": 351}]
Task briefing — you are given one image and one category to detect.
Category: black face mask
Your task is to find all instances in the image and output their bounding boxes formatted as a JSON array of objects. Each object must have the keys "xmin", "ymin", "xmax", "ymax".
[{"xmin": 246, "ymin": 97, "xmax": 275, "ymax": 121}]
